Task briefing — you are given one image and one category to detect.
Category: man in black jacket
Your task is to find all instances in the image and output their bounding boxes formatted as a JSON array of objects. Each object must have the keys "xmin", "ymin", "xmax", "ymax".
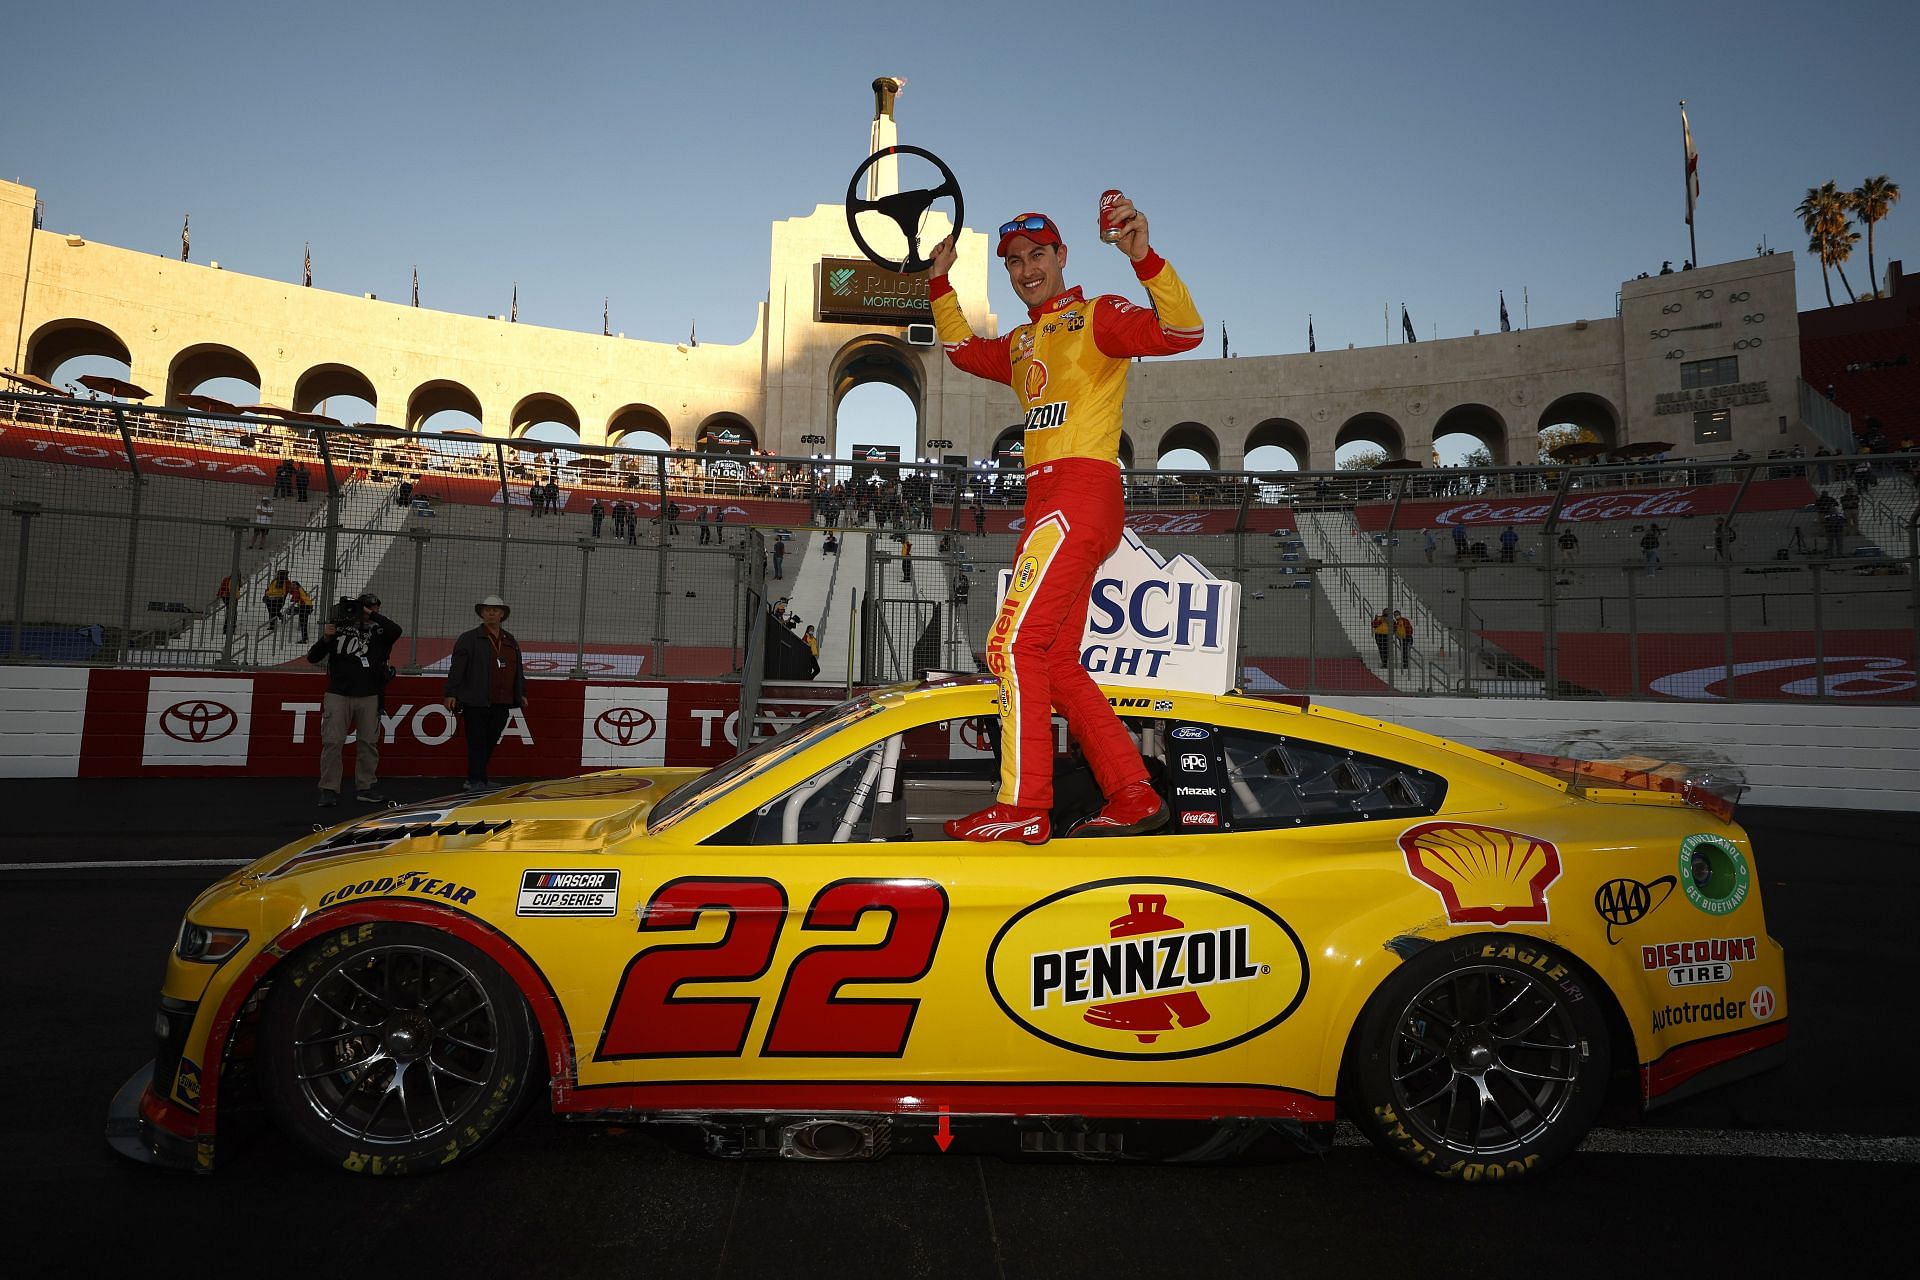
[
  {"xmin": 443, "ymin": 594, "xmax": 528, "ymax": 790},
  {"xmin": 307, "ymin": 592, "xmax": 402, "ymax": 807}
]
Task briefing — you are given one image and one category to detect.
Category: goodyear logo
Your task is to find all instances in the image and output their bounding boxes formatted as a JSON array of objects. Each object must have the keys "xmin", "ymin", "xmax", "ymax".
[
  {"xmin": 986, "ymin": 878, "xmax": 1309, "ymax": 1061},
  {"xmin": 828, "ymin": 267, "xmax": 856, "ymax": 296}
]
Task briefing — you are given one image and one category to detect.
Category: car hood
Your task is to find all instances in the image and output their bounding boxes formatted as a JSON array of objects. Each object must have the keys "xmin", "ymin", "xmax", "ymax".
[{"xmin": 244, "ymin": 770, "xmax": 704, "ymax": 882}]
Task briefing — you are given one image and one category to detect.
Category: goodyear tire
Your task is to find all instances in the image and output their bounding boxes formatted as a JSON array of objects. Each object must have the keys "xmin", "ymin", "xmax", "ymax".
[
  {"xmin": 260, "ymin": 921, "xmax": 535, "ymax": 1175},
  {"xmin": 1346, "ymin": 935, "xmax": 1609, "ymax": 1182}
]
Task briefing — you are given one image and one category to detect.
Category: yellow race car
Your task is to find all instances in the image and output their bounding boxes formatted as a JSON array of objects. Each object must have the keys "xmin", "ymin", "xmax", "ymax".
[{"xmin": 108, "ymin": 676, "xmax": 1786, "ymax": 1181}]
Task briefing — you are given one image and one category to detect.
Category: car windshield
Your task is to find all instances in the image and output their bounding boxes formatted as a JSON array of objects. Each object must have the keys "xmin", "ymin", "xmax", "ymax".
[{"xmin": 647, "ymin": 693, "xmax": 890, "ymax": 834}]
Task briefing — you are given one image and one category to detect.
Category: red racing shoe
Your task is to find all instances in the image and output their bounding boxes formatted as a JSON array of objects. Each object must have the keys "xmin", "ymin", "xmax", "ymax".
[
  {"xmin": 1066, "ymin": 781, "xmax": 1169, "ymax": 838},
  {"xmin": 944, "ymin": 803, "xmax": 1051, "ymax": 845}
]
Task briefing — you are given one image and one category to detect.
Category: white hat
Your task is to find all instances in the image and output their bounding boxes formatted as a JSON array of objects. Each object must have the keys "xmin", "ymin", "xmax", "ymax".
[{"xmin": 475, "ymin": 594, "xmax": 511, "ymax": 619}]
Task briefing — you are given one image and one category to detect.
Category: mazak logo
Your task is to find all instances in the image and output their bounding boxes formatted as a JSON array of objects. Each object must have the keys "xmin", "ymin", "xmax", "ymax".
[
  {"xmin": 144, "ymin": 677, "xmax": 253, "ymax": 767},
  {"xmin": 593, "ymin": 706, "xmax": 657, "ymax": 746},
  {"xmin": 986, "ymin": 879, "xmax": 1308, "ymax": 1061},
  {"xmin": 1401, "ymin": 822, "xmax": 1561, "ymax": 927},
  {"xmin": 827, "ymin": 267, "xmax": 856, "ymax": 296},
  {"xmin": 159, "ymin": 700, "xmax": 237, "ymax": 743}
]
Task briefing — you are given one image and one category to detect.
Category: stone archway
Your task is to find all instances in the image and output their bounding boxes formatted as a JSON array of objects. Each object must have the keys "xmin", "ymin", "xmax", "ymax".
[
  {"xmin": 1431, "ymin": 402, "xmax": 1509, "ymax": 466},
  {"xmin": 167, "ymin": 343, "xmax": 262, "ymax": 406},
  {"xmin": 1245, "ymin": 417, "xmax": 1310, "ymax": 472},
  {"xmin": 607, "ymin": 403, "xmax": 674, "ymax": 453},
  {"xmin": 294, "ymin": 363, "xmax": 377, "ymax": 422},
  {"xmin": 24, "ymin": 317, "xmax": 134, "ymax": 385},
  {"xmin": 1157, "ymin": 421, "xmax": 1219, "ymax": 471},
  {"xmin": 407, "ymin": 379, "xmax": 484, "ymax": 433},
  {"xmin": 1537, "ymin": 392, "xmax": 1621, "ymax": 460},
  {"xmin": 830, "ymin": 336, "xmax": 925, "ymax": 462},
  {"xmin": 1335, "ymin": 411, "xmax": 1405, "ymax": 465}
]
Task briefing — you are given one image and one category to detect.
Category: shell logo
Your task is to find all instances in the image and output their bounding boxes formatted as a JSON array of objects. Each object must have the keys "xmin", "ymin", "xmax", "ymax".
[
  {"xmin": 1024, "ymin": 358, "xmax": 1049, "ymax": 400},
  {"xmin": 1399, "ymin": 821, "xmax": 1562, "ymax": 926},
  {"xmin": 986, "ymin": 878, "xmax": 1309, "ymax": 1061}
]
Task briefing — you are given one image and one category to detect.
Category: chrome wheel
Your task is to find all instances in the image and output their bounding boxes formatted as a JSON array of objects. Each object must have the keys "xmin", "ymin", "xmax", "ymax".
[
  {"xmin": 1388, "ymin": 963, "xmax": 1580, "ymax": 1156},
  {"xmin": 288, "ymin": 944, "xmax": 501, "ymax": 1146}
]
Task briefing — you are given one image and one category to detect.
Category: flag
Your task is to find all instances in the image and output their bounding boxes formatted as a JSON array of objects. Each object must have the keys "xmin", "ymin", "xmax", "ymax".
[
  {"xmin": 181, "ymin": 214, "xmax": 190, "ymax": 262},
  {"xmin": 1401, "ymin": 304, "xmax": 1417, "ymax": 344},
  {"xmin": 510, "ymin": 284, "xmax": 517, "ymax": 323},
  {"xmin": 303, "ymin": 242, "xmax": 311, "ymax": 287},
  {"xmin": 1681, "ymin": 101, "xmax": 1701, "ymax": 225},
  {"xmin": 689, "ymin": 319, "xmax": 697, "ymax": 348},
  {"xmin": 1222, "ymin": 324, "xmax": 1229, "ymax": 359},
  {"xmin": 411, "ymin": 267, "xmax": 419, "ymax": 307},
  {"xmin": 1499, "ymin": 290, "xmax": 1511, "ymax": 333},
  {"xmin": 1308, "ymin": 315, "xmax": 1315, "ymax": 353},
  {"xmin": 603, "ymin": 297, "xmax": 610, "ymax": 337}
]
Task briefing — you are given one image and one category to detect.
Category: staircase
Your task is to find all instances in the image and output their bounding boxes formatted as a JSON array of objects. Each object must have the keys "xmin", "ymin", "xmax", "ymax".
[{"xmin": 1291, "ymin": 508, "xmax": 1468, "ymax": 692}]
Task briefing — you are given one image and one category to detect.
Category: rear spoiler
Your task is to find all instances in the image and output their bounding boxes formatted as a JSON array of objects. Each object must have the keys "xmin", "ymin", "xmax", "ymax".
[{"xmin": 1487, "ymin": 751, "xmax": 1744, "ymax": 823}]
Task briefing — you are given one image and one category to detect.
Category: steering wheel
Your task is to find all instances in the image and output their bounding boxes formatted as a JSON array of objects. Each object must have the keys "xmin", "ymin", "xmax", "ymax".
[{"xmin": 845, "ymin": 145, "xmax": 964, "ymax": 274}]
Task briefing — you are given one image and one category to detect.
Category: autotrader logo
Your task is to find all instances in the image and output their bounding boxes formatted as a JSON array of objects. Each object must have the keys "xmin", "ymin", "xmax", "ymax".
[
  {"xmin": 159, "ymin": 700, "xmax": 237, "ymax": 743},
  {"xmin": 593, "ymin": 706, "xmax": 657, "ymax": 747}
]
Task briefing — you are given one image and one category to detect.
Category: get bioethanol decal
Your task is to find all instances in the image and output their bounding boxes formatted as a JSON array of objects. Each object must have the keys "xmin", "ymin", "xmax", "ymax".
[{"xmin": 1678, "ymin": 834, "xmax": 1750, "ymax": 916}]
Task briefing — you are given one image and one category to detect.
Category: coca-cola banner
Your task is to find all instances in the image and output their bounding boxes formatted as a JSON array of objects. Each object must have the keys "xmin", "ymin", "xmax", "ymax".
[
  {"xmin": 1353, "ymin": 478, "xmax": 1816, "ymax": 530},
  {"xmin": 988, "ymin": 507, "xmax": 1296, "ymax": 536},
  {"xmin": 412, "ymin": 471, "xmax": 812, "ymax": 525},
  {"xmin": 1481, "ymin": 629, "xmax": 1917, "ymax": 701}
]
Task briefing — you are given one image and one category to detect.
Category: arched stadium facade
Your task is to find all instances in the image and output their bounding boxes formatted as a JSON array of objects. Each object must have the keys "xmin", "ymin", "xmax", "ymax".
[{"xmin": 2, "ymin": 176, "xmax": 1814, "ymax": 468}]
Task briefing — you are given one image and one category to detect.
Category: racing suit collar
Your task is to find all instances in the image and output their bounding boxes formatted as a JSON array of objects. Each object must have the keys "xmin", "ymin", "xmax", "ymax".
[{"xmin": 1027, "ymin": 286, "xmax": 1085, "ymax": 323}]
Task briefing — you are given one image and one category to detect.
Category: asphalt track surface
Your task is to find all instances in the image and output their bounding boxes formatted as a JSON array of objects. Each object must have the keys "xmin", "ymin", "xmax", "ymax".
[{"xmin": 4, "ymin": 779, "xmax": 1916, "ymax": 1276}]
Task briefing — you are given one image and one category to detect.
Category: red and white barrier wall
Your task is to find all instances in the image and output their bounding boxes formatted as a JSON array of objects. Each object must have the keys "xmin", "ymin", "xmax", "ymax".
[{"xmin": 4, "ymin": 665, "xmax": 1916, "ymax": 810}]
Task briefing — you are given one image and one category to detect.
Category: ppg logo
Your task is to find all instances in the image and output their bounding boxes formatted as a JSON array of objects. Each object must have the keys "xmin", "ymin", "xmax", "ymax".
[{"xmin": 1180, "ymin": 753, "xmax": 1208, "ymax": 773}]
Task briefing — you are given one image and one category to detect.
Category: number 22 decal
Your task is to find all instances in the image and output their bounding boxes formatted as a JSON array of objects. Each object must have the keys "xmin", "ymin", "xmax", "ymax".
[{"xmin": 595, "ymin": 876, "xmax": 950, "ymax": 1061}]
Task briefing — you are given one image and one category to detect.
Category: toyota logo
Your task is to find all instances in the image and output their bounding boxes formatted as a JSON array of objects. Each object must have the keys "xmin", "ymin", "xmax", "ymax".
[
  {"xmin": 159, "ymin": 700, "xmax": 237, "ymax": 743},
  {"xmin": 958, "ymin": 717, "xmax": 994, "ymax": 751},
  {"xmin": 593, "ymin": 707, "xmax": 657, "ymax": 746}
]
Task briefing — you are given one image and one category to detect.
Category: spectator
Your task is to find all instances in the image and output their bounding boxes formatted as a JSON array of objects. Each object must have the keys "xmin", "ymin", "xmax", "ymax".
[
  {"xmin": 294, "ymin": 461, "xmax": 311, "ymax": 502},
  {"xmin": 1823, "ymin": 508, "xmax": 1848, "ymax": 557},
  {"xmin": 395, "ymin": 477, "xmax": 414, "ymax": 508},
  {"xmin": 823, "ymin": 531, "xmax": 839, "ymax": 556},
  {"xmin": 215, "ymin": 575, "xmax": 234, "ymax": 631},
  {"xmin": 307, "ymin": 593, "xmax": 401, "ymax": 807},
  {"xmin": 590, "ymin": 498, "xmax": 605, "ymax": 537},
  {"xmin": 274, "ymin": 459, "xmax": 294, "ymax": 497},
  {"xmin": 1422, "ymin": 528, "xmax": 1436, "ymax": 563},
  {"xmin": 288, "ymin": 576, "xmax": 314, "ymax": 642},
  {"xmin": 1640, "ymin": 523, "xmax": 1662, "ymax": 574},
  {"xmin": 1713, "ymin": 517, "xmax": 1735, "ymax": 560},
  {"xmin": 666, "ymin": 499, "xmax": 680, "ymax": 536},
  {"xmin": 263, "ymin": 570, "xmax": 290, "ymax": 627},
  {"xmin": 902, "ymin": 538, "xmax": 913, "ymax": 582},
  {"xmin": 1841, "ymin": 486, "xmax": 1861, "ymax": 533},
  {"xmin": 610, "ymin": 500, "xmax": 625, "ymax": 540},
  {"xmin": 714, "ymin": 506, "xmax": 726, "ymax": 545},
  {"xmin": 1452, "ymin": 524, "xmax": 1468, "ymax": 559},
  {"xmin": 1393, "ymin": 610, "xmax": 1414, "ymax": 671},
  {"xmin": 527, "ymin": 481, "xmax": 544, "ymax": 518},
  {"xmin": 973, "ymin": 497, "xmax": 986, "ymax": 535},
  {"xmin": 1498, "ymin": 525, "xmax": 1518, "ymax": 563},
  {"xmin": 803, "ymin": 625, "xmax": 819, "ymax": 658},
  {"xmin": 953, "ymin": 572, "xmax": 971, "ymax": 605},
  {"xmin": 626, "ymin": 504, "xmax": 638, "ymax": 545},
  {"xmin": 1557, "ymin": 527, "xmax": 1579, "ymax": 559},
  {"xmin": 698, "ymin": 506, "xmax": 711, "ymax": 545},
  {"xmin": 773, "ymin": 537, "xmax": 786, "ymax": 580},
  {"xmin": 443, "ymin": 594, "xmax": 527, "ymax": 792},
  {"xmin": 249, "ymin": 496, "xmax": 274, "ymax": 549},
  {"xmin": 1370, "ymin": 610, "xmax": 1392, "ymax": 668}
]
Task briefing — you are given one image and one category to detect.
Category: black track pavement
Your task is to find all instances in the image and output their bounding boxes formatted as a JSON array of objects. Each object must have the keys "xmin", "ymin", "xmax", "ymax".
[{"xmin": 2, "ymin": 779, "xmax": 1914, "ymax": 1275}]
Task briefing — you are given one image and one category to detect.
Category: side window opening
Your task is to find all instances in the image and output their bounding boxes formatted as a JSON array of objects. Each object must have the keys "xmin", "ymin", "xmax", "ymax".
[{"xmin": 1222, "ymin": 729, "xmax": 1446, "ymax": 830}]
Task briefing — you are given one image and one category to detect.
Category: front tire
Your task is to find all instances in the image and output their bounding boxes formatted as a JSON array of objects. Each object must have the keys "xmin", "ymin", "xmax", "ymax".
[
  {"xmin": 1346, "ymin": 935, "xmax": 1609, "ymax": 1182},
  {"xmin": 260, "ymin": 922, "xmax": 535, "ymax": 1175}
]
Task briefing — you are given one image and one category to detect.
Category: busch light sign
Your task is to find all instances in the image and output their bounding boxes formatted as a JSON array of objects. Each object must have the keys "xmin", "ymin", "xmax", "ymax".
[{"xmin": 996, "ymin": 528, "xmax": 1241, "ymax": 695}]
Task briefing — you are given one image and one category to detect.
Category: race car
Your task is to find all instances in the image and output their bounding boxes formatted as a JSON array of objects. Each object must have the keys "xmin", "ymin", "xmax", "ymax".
[{"xmin": 108, "ymin": 675, "xmax": 1787, "ymax": 1181}]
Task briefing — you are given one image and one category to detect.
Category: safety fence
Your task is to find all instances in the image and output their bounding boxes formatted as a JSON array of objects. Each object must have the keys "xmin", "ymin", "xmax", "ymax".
[{"xmin": 2, "ymin": 389, "xmax": 1917, "ymax": 705}]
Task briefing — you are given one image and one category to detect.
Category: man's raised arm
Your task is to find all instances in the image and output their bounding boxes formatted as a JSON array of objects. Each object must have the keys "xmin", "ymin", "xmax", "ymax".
[{"xmin": 927, "ymin": 235, "xmax": 1012, "ymax": 386}]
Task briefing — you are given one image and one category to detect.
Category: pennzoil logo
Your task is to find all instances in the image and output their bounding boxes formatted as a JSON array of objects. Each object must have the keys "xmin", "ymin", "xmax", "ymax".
[
  {"xmin": 987, "ymin": 878, "xmax": 1308, "ymax": 1061},
  {"xmin": 1400, "ymin": 821, "xmax": 1562, "ymax": 927},
  {"xmin": 1013, "ymin": 555, "xmax": 1041, "ymax": 593}
]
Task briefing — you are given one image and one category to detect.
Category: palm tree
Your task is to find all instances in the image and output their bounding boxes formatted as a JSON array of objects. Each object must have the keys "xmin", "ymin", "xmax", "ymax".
[
  {"xmin": 1849, "ymin": 175, "xmax": 1901, "ymax": 297},
  {"xmin": 1797, "ymin": 182, "xmax": 1859, "ymax": 305}
]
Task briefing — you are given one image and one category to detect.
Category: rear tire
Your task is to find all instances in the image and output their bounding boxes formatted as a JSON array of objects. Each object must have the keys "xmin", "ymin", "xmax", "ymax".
[
  {"xmin": 1346, "ymin": 935, "xmax": 1609, "ymax": 1182},
  {"xmin": 260, "ymin": 921, "xmax": 535, "ymax": 1175}
]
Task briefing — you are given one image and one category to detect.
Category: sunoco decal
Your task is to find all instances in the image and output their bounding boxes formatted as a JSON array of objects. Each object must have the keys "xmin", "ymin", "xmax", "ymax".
[
  {"xmin": 517, "ymin": 869, "xmax": 620, "ymax": 917},
  {"xmin": 1400, "ymin": 822, "xmax": 1562, "ymax": 927},
  {"xmin": 986, "ymin": 878, "xmax": 1308, "ymax": 1061}
]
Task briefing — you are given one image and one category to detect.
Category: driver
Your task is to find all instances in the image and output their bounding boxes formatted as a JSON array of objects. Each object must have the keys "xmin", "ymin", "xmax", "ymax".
[{"xmin": 926, "ymin": 197, "xmax": 1202, "ymax": 843}]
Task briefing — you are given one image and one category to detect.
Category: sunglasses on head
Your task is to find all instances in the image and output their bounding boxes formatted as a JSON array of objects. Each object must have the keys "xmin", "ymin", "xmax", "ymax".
[{"xmin": 997, "ymin": 215, "xmax": 1053, "ymax": 239}]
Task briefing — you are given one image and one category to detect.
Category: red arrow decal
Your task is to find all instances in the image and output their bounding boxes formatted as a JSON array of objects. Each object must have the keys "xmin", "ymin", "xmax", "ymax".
[{"xmin": 935, "ymin": 1105, "xmax": 954, "ymax": 1153}]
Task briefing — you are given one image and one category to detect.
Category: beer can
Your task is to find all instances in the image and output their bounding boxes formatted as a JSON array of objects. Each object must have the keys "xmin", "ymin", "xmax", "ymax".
[{"xmin": 1098, "ymin": 189, "xmax": 1126, "ymax": 242}]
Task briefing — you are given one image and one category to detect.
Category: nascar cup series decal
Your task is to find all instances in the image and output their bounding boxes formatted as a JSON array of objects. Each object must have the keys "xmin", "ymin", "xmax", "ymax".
[
  {"xmin": 986, "ymin": 878, "xmax": 1309, "ymax": 1061},
  {"xmin": 1678, "ymin": 833, "xmax": 1750, "ymax": 916},
  {"xmin": 517, "ymin": 869, "xmax": 620, "ymax": 917},
  {"xmin": 1400, "ymin": 821, "xmax": 1562, "ymax": 927}
]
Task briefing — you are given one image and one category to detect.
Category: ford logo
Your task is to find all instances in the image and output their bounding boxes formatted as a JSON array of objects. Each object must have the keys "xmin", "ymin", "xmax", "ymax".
[{"xmin": 1170, "ymin": 725, "xmax": 1210, "ymax": 740}]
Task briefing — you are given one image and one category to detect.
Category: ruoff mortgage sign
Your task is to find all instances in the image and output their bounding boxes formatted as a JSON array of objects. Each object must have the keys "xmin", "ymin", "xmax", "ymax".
[
  {"xmin": 997, "ymin": 529, "xmax": 1242, "ymax": 695},
  {"xmin": 818, "ymin": 257, "xmax": 932, "ymax": 324}
]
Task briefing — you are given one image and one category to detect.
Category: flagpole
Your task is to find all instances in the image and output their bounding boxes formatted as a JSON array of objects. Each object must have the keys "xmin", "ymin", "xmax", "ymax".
[{"xmin": 1681, "ymin": 100, "xmax": 1698, "ymax": 268}]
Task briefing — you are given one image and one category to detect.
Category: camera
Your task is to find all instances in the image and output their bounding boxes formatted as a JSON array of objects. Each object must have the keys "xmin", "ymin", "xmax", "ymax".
[{"xmin": 330, "ymin": 596, "xmax": 365, "ymax": 625}]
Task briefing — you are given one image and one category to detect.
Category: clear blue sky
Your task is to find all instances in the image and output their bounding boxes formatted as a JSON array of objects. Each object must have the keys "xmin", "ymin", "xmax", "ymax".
[{"xmin": 6, "ymin": 0, "xmax": 1915, "ymax": 461}]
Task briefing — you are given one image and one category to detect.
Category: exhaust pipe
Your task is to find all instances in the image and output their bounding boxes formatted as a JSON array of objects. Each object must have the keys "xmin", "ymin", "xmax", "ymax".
[{"xmin": 779, "ymin": 1117, "xmax": 892, "ymax": 1161}]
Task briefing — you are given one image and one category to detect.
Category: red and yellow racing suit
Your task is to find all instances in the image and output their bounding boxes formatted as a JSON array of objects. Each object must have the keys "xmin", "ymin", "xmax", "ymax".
[{"xmin": 930, "ymin": 251, "xmax": 1202, "ymax": 807}]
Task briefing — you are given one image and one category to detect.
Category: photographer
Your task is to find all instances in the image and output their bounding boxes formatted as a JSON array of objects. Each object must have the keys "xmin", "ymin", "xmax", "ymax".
[{"xmin": 307, "ymin": 592, "xmax": 402, "ymax": 808}]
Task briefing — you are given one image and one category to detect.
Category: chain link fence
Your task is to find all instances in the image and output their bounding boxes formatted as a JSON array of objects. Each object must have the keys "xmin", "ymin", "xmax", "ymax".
[{"xmin": 3, "ymin": 389, "xmax": 1916, "ymax": 703}]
